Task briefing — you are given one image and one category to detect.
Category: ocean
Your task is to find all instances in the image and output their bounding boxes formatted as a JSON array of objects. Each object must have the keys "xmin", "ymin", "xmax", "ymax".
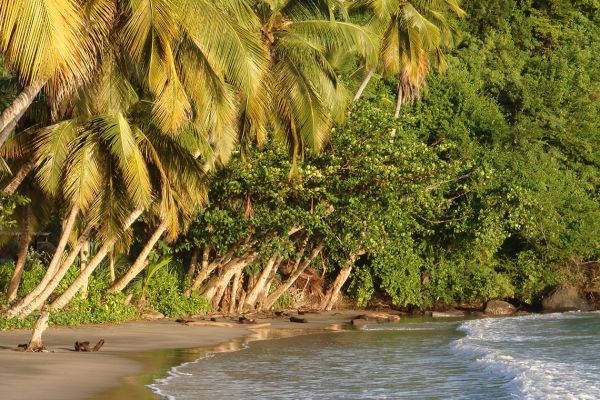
[{"xmin": 149, "ymin": 312, "xmax": 600, "ymax": 399}]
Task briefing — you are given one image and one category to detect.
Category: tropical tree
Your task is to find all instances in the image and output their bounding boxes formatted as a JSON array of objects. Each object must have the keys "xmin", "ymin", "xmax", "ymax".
[{"xmin": 352, "ymin": 0, "xmax": 465, "ymax": 116}]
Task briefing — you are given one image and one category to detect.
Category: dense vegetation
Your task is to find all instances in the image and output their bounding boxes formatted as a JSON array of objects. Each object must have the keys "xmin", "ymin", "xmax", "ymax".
[{"xmin": 0, "ymin": 0, "xmax": 598, "ymax": 346}]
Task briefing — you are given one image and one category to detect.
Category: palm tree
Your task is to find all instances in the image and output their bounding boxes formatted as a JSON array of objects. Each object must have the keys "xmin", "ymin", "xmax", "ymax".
[
  {"xmin": 247, "ymin": 0, "xmax": 376, "ymax": 164},
  {"xmin": 0, "ymin": 0, "xmax": 98, "ymax": 148},
  {"xmin": 352, "ymin": 0, "xmax": 466, "ymax": 114}
]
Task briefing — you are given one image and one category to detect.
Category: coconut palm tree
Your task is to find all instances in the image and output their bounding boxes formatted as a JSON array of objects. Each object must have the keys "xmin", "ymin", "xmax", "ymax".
[
  {"xmin": 0, "ymin": 0, "xmax": 99, "ymax": 148},
  {"xmin": 247, "ymin": 0, "xmax": 376, "ymax": 164},
  {"xmin": 352, "ymin": 0, "xmax": 465, "ymax": 114}
]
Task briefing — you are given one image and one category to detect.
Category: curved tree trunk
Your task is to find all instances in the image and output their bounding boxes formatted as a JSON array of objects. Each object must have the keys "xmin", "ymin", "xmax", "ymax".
[
  {"xmin": 109, "ymin": 219, "xmax": 168, "ymax": 293},
  {"xmin": 7, "ymin": 206, "xmax": 31, "ymax": 302},
  {"xmin": 0, "ymin": 81, "xmax": 46, "ymax": 149},
  {"xmin": 26, "ymin": 311, "xmax": 49, "ymax": 352},
  {"xmin": 321, "ymin": 255, "xmax": 355, "ymax": 311},
  {"xmin": 257, "ymin": 262, "xmax": 280, "ymax": 310},
  {"xmin": 243, "ymin": 255, "xmax": 278, "ymax": 310},
  {"xmin": 10, "ymin": 224, "xmax": 93, "ymax": 318},
  {"xmin": 109, "ymin": 250, "xmax": 116, "ymax": 284},
  {"xmin": 353, "ymin": 68, "xmax": 376, "ymax": 101},
  {"xmin": 48, "ymin": 209, "xmax": 143, "ymax": 311},
  {"xmin": 202, "ymin": 252, "xmax": 257, "ymax": 304},
  {"xmin": 185, "ymin": 247, "xmax": 231, "ymax": 296},
  {"xmin": 4, "ymin": 160, "xmax": 36, "ymax": 194},
  {"xmin": 391, "ymin": 83, "xmax": 403, "ymax": 137},
  {"xmin": 7, "ymin": 205, "xmax": 80, "ymax": 317},
  {"xmin": 264, "ymin": 243, "xmax": 324, "ymax": 310}
]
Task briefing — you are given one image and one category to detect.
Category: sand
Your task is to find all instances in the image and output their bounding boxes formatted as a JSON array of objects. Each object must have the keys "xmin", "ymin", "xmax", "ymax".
[{"xmin": 0, "ymin": 311, "xmax": 361, "ymax": 400}]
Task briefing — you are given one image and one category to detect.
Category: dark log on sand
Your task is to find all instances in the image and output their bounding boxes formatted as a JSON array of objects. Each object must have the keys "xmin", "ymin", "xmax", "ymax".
[{"xmin": 290, "ymin": 316, "xmax": 307, "ymax": 323}]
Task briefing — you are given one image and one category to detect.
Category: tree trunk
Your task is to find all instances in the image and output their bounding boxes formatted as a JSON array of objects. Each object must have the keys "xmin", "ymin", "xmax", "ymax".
[
  {"xmin": 202, "ymin": 252, "xmax": 257, "ymax": 303},
  {"xmin": 213, "ymin": 278, "xmax": 230, "ymax": 311},
  {"xmin": 9, "ymin": 224, "xmax": 93, "ymax": 318},
  {"xmin": 0, "ymin": 81, "xmax": 46, "ymax": 149},
  {"xmin": 321, "ymin": 256, "xmax": 355, "ymax": 311},
  {"xmin": 3, "ymin": 160, "xmax": 36, "ymax": 194},
  {"xmin": 186, "ymin": 247, "xmax": 201, "ymax": 280},
  {"xmin": 353, "ymin": 68, "xmax": 376, "ymax": 101},
  {"xmin": 229, "ymin": 270, "xmax": 243, "ymax": 314},
  {"xmin": 6, "ymin": 206, "xmax": 31, "ymax": 302},
  {"xmin": 79, "ymin": 239, "xmax": 90, "ymax": 298},
  {"xmin": 237, "ymin": 289, "xmax": 247, "ymax": 314},
  {"xmin": 185, "ymin": 247, "xmax": 231, "ymax": 296},
  {"xmin": 391, "ymin": 83, "xmax": 403, "ymax": 137},
  {"xmin": 6, "ymin": 205, "xmax": 81, "ymax": 317},
  {"xmin": 48, "ymin": 209, "xmax": 143, "ymax": 311},
  {"xmin": 243, "ymin": 255, "xmax": 278, "ymax": 310},
  {"xmin": 109, "ymin": 219, "xmax": 168, "ymax": 293},
  {"xmin": 257, "ymin": 262, "xmax": 280, "ymax": 310},
  {"xmin": 109, "ymin": 250, "xmax": 115, "ymax": 284},
  {"xmin": 26, "ymin": 311, "xmax": 49, "ymax": 352},
  {"xmin": 265, "ymin": 243, "xmax": 324, "ymax": 310}
]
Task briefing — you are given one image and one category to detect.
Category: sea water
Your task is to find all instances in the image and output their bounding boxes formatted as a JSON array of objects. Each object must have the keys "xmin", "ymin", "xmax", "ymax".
[{"xmin": 149, "ymin": 312, "xmax": 600, "ymax": 399}]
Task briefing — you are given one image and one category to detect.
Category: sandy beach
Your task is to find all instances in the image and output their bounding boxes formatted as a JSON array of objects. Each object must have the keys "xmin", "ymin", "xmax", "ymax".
[{"xmin": 0, "ymin": 311, "xmax": 359, "ymax": 400}]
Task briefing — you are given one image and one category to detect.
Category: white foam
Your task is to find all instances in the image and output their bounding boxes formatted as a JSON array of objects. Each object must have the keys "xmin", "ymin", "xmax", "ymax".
[{"xmin": 451, "ymin": 313, "xmax": 600, "ymax": 399}]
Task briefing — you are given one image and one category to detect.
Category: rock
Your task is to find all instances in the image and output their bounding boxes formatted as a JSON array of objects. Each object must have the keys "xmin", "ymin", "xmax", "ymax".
[
  {"xmin": 351, "ymin": 312, "xmax": 401, "ymax": 327},
  {"xmin": 484, "ymin": 300, "xmax": 517, "ymax": 316},
  {"xmin": 431, "ymin": 310, "xmax": 465, "ymax": 318},
  {"xmin": 143, "ymin": 311, "xmax": 165, "ymax": 320},
  {"xmin": 542, "ymin": 285, "xmax": 591, "ymax": 312},
  {"xmin": 290, "ymin": 316, "xmax": 307, "ymax": 323}
]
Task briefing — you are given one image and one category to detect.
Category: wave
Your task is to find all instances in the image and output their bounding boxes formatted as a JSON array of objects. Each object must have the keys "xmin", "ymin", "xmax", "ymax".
[{"xmin": 451, "ymin": 313, "xmax": 600, "ymax": 399}]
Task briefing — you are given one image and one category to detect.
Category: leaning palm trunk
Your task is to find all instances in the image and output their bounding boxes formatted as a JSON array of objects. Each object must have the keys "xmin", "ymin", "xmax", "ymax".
[
  {"xmin": 390, "ymin": 83, "xmax": 403, "ymax": 137},
  {"xmin": 321, "ymin": 255, "xmax": 356, "ymax": 311},
  {"xmin": 109, "ymin": 219, "xmax": 168, "ymax": 293},
  {"xmin": 48, "ymin": 209, "xmax": 144, "ymax": 311},
  {"xmin": 3, "ymin": 160, "xmax": 36, "ymax": 194},
  {"xmin": 243, "ymin": 255, "xmax": 278, "ymax": 310},
  {"xmin": 6, "ymin": 205, "xmax": 80, "ymax": 317},
  {"xmin": 264, "ymin": 243, "xmax": 324, "ymax": 310},
  {"xmin": 79, "ymin": 239, "xmax": 90, "ymax": 298},
  {"xmin": 6, "ymin": 206, "xmax": 31, "ymax": 301},
  {"xmin": 0, "ymin": 81, "xmax": 46, "ymax": 149},
  {"xmin": 353, "ymin": 68, "xmax": 376, "ymax": 101},
  {"xmin": 10, "ymin": 224, "xmax": 93, "ymax": 318}
]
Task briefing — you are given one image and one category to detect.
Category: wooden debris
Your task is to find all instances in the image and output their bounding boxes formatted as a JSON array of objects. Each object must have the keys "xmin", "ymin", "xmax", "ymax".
[
  {"xmin": 74, "ymin": 339, "xmax": 105, "ymax": 352},
  {"xmin": 238, "ymin": 316, "xmax": 256, "ymax": 324}
]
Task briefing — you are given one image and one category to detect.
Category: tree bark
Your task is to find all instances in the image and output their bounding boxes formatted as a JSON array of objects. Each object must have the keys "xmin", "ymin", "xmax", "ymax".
[
  {"xmin": 3, "ymin": 160, "xmax": 36, "ymax": 194},
  {"xmin": 109, "ymin": 219, "xmax": 168, "ymax": 293},
  {"xmin": 391, "ymin": 83, "xmax": 403, "ymax": 137},
  {"xmin": 26, "ymin": 311, "xmax": 49, "ymax": 351},
  {"xmin": 202, "ymin": 252, "xmax": 257, "ymax": 303},
  {"xmin": 79, "ymin": 239, "xmax": 90, "ymax": 298},
  {"xmin": 6, "ymin": 205, "xmax": 80, "ymax": 317},
  {"xmin": 243, "ymin": 255, "xmax": 278, "ymax": 310},
  {"xmin": 9, "ymin": 224, "xmax": 93, "ymax": 318},
  {"xmin": 48, "ymin": 209, "xmax": 143, "ymax": 311},
  {"xmin": 109, "ymin": 250, "xmax": 115, "ymax": 284},
  {"xmin": 257, "ymin": 261, "xmax": 280, "ymax": 310},
  {"xmin": 229, "ymin": 270, "xmax": 243, "ymax": 314},
  {"xmin": 0, "ymin": 81, "xmax": 46, "ymax": 149},
  {"xmin": 6, "ymin": 206, "xmax": 31, "ymax": 302},
  {"xmin": 185, "ymin": 247, "xmax": 232, "ymax": 296},
  {"xmin": 321, "ymin": 256, "xmax": 355, "ymax": 311},
  {"xmin": 353, "ymin": 68, "xmax": 376, "ymax": 101},
  {"xmin": 264, "ymin": 243, "xmax": 324, "ymax": 310},
  {"xmin": 186, "ymin": 247, "xmax": 201, "ymax": 280}
]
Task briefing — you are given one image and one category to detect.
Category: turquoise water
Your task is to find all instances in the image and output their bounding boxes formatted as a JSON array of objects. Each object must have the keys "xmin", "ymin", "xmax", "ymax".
[{"xmin": 149, "ymin": 312, "xmax": 600, "ymax": 399}]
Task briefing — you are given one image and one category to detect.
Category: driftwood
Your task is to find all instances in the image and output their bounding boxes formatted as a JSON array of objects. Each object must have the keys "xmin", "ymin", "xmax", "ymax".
[
  {"xmin": 74, "ymin": 339, "xmax": 105, "ymax": 352},
  {"xmin": 238, "ymin": 316, "xmax": 256, "ymax": 324},
  {"xmin": 290, "ymin": 316, "xmax": 307, "ymax": 323}
]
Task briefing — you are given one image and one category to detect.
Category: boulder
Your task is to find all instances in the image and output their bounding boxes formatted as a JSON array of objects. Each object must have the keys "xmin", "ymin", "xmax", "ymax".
[
  {"xmin": 351, "ymin": 312, "xmax": 401, "ymax": 327},
  {"xmin": 484, "ymin": 300, "xmax": 517, "ymax": 316},
  {"xmin": 542, "ymin": 285, "xmax": 591, "ymax": 312},
  {"xmin": 143, "ymin": 311, "xmax": 165, "ymax": 320}
]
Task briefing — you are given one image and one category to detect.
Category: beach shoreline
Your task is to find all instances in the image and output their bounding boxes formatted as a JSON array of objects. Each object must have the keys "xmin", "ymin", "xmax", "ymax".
[{"xmin": 0, "ymin": 310, "xmax": 360, "ymax": 400}]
